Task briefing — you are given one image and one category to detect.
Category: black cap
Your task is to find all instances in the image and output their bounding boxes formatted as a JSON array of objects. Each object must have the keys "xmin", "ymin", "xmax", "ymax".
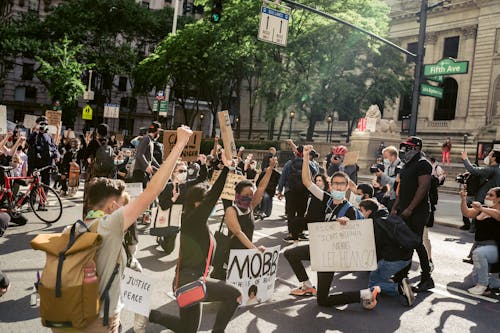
[
  {"xmin": 309, "ymin": 150, "xmax": 319, "ymax": 158},
  {"xmin": 36, "ymin": 116, "xmax": 48, "ymax": 124},
  {"xmin": 148, "ymin": 121, "xmax": 161, "ymax": 133},
  {"xmin": 404, "ymin": 136, "xmax": 423, "ymax": 148},
  {"xmin": 97, "ymin": 123, "xmax": 109, "ymax": 137}
]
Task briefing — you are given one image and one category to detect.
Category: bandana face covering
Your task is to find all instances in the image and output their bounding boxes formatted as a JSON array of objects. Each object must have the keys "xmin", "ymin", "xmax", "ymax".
[{"xmin": 235, "ymin": 193, "xmax": 253, "ymax": 210}]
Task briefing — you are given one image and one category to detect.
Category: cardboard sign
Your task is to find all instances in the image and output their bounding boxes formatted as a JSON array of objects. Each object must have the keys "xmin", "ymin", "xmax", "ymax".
[
  {"xmin": 151, "ymin": 204, "xmax": 182, "ymax": 228},
  {"xmin": 211, "ymin": 170, "xmax": 246, "ymax": 201},
  {"xmin": 125, "ymin": 183, "xmax": 143, "ymax": 200},
  {"xmin": 226, "ymin": 246, "xmax": 280, "ymax": 306},
  {"xmin": 308, "ymin": 219, "xmax": 377, "ymax": 272},
  {"xmin": 120, "ymin": 267, "xmax": 153, "ymax": 317},
  {"xmin": 115, "ymin": 133, "xmax": 124, "ymax": 143},
  {"xmin": 217, "ymin": 111, "xmax": 237, "ymax": 161},
  {"xmin": 163, "ymin": 130, "xmax": 202, "ymax": 162},
  {"xmin": 23, "ymin": 114, "xmax": 38, "ymax": 130},
  {"xmin": 0, "ymin": 105, "xmax": 6, "ymax": 135},
  {"xmin": 343, "ymin": 151, "xmax": 359, "ymax": 166},
  {"xmin": 45, "ymin": 110, "xmax": 62, "ymax": 126}
]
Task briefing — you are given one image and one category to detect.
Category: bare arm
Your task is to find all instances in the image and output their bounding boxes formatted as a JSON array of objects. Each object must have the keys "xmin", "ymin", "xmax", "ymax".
[
  {"xmin": 301, "ymin": 145, "xmax": 313, "ymax": 188},
  {"xmin": 461, "ymin": 190, "xmax": 479, "ymax": 218},
  {"xmin": 225, "ymin": 207, "xmax": 257, "ymax": 250},
  {"xmin": 471, "ymin": 200, "xmax": 500, "ymax": 221},
  {"xmin": 252, "ymin": 158, "xmax": 277, "ymax": 210},
  {"xmin": 286, "ymin": 139, "xmax": 299, "ymax": 156},
  {"xmin": 122, "ymin": 126, "xmax": 192, "ymax": 231},
  {"xmin": 406, "ymin": 174, "xmax": 431, "ymax": 212}
]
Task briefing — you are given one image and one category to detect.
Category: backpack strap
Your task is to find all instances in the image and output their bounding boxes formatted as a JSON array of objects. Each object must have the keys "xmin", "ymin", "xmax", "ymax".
[
  {"xmin": 100, "ymin": 263, "xmax": 120, "ymax": 327},
  {"xmin": 337, "ymin": 201, "xmax": 352, "ymax": 219}
]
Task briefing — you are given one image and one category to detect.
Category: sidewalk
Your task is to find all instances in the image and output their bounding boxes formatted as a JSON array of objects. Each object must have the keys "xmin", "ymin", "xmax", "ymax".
[{"xmin": 434, "ymin": 192, "xmax": 464, "ymax": 229}]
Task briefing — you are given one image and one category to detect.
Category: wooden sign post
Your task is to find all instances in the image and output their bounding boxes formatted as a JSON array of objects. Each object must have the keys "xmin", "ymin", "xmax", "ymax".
[
  {"xmin": 163, "ymin": 130, "xmax": 202, "ymax": 162},
  {"xmin": 217, "ymin": 110, "xmax": 237, "ymax": 161}
]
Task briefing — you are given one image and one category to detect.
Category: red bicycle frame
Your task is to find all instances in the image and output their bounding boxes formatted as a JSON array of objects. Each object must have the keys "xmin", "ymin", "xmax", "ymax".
[{"xmin": 0, "ymin": 169, "xmax": 43, "ymax": 213}]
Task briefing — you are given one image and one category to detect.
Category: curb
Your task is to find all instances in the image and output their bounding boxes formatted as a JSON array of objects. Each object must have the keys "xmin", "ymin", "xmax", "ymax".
[{"xmin": 434, "ymin": 219, "xmax": 463, "ymax": 229}]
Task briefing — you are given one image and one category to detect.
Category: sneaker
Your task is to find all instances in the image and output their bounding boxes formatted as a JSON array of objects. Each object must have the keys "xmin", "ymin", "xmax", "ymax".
[
  {"xmin": 290, "ymin": 286, "xmax": 317, "ymax": 296},
  {"xmin": 298, "ymin": 233, "xmax": 309, "ymax": 241},
  {"xmin": 361, "ymin": 286, "xmax": 380, "ymax": 310},
  {"xmin": 462, "ymin": 257, "xmax": 473, "ymax": 264},
  {"xmin": 283, "ymin": 235, "xmax": 298, "ymax": 243},
  {"xmin": 468, "ymin": 284, "xmax": 488, "ymax": 295},
  {"xmin": 399, "ymin": 278, "xmax": 415, "ymax": 307},
  {"xmin": 415, "ymin": 277, "xmax": 435, "ymax": 292},
  {"xmin": 459, "ymin": 224, "xmax": 470, "ymax": 231}
]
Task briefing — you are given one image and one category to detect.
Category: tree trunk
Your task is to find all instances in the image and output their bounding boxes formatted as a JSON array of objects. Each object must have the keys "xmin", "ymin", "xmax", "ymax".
[
  {"xmin": 306, "ymin": 117, "xmax": 317, "ymax": 142},
  {"xmin": 268, "ymin": 117, "xmax": 275, "ymax": 140},
  {"xmin": 277, "ymin": 112, "xmax": 285, "ymax": 141},
  {"xmin": 346, "ymin": 118, "xmax": 358, "ymax": 143},
  {"xmin": 247, "ymin": 78, "xmax": 255, "ymax": 140}
]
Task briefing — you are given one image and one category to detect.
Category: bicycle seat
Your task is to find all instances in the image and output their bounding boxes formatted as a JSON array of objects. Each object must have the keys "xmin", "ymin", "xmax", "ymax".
[{"xmin": 0, "ymin": 166, "xmax": 13, "ymax": 171}]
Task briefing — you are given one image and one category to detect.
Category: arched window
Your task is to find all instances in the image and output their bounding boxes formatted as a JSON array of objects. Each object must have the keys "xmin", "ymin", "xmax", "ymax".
[
  {"xmin": 490, "ymin": 75, "xmax": 500, "ymax": 123},
  {"xmin": 434, "ymin": 78, "xmax": 458, "ymax": 120}
]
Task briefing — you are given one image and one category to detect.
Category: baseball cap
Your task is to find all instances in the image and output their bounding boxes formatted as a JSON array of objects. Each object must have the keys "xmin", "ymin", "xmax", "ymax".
[
  {"xmin": 401, "ymin": 136, "xmax": 423, "ymax": 149},
  {"xmin": 148, "ymin": 121, "xmax": 161, "ymax": 132},
  {"xmin": 36, "ymin": 116, "xmax": 48, "ymax": 124}
]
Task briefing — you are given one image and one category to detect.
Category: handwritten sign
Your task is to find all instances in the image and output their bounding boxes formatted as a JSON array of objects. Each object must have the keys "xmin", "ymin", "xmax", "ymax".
[
  {"xmin": 125, "ymin": 183, "xmax": 143, "ymax": 200},
  {"xmin": 226, "ymin": 246, "xmax": 280, "ymax": 306},
  {"xmin": 23, "ymin": 114, "xmax": 38, "ymax": 130},
  {"xmin": 0, "ymin": 105, "xmax": 6, "ymax": 135},
  {"xmin": 308, "ymin": 219, "xmax": 377, "ymax": 272},
  {"xmin": 343, "ymin": 151, "xmax": 359, "ymax": 166},
  {"xmin": 120, "ymin": 267, "xmax": 153, "ymax": 317},
  {"xmin": 45, "ymin": 110, "xmax": 62, "ymax": 126},
  {"xmin": 217, "ymin": 111, "xmax": 237, "ymax": 161},
  {"xmin": 163, "ymin": 130, "xmax": 202, "ymax": 162},
  {"xmin": 151, "ymin": 204, "xmax": 182, "ymax": 228},
  {"xmin": 211, "ymin": 170, "xmax": 246, "ymax": 201}
]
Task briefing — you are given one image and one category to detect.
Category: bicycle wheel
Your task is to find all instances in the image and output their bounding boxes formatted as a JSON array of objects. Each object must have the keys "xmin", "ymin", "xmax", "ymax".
[{"xmin": 29, "ymin": 185, "xmax": 63, "ymax": 223}]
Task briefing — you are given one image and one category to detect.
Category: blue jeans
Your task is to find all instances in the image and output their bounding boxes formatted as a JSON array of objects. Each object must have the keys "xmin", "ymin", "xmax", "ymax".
[
  {"xmin": 260, "ymin": 192, "xmax": 273, "ymax": 217},
  {"xmin": 369, "ymin": 260, "xmax": 411, "ymax": 296},
  {"xmin": 472, "ymin": 245, "xmax": 500, "ymax": 288}
]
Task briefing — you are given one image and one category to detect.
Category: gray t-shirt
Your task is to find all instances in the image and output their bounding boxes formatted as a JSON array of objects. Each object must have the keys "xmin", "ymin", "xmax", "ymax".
[{"xmin": 73, "ymin": 208, "xmax": 126, "ymax": 316}]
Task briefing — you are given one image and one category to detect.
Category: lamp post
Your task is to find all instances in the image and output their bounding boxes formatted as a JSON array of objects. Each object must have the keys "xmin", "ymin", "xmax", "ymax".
[
  {"xmin": 326, "ymin": 115, "xmax": 332, "ymax": 142},
  {"xmin": 235, "ymin": 116, "xmax": 240, "ymax": 139},
  {"xmin": 289, "ymin": 111, "xmax": 295, "ymax": 139},
  {"xmin": 199, "ymin": 113, "xmax": 204, "ymax": 131}
]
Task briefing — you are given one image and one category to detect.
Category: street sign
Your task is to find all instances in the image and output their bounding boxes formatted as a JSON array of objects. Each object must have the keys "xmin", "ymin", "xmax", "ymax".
[
  {"xmin": 153, "ymin": 100, "xmax": 168, "ymax": 114},
  {"xmin": 424, "ymin": 58, "xmax": 469, "ymax": 77},
  {"xmin": 420, "ymin": 83, "xmax": 443, "ymax": 99},
  {"xmin": 426, "ymin": 75, "xmax": 444, "ymax": 83},
  {"xmin": 258, "ymin": 3, "xmax": 290, "ymax": 47},
  {"xmin": 156, "ymin": 90, "xmax": 165, "ymax": 101},
  {"xmin": 104, "ymin": 103, "xmax": 120, "ymax": 118},
  {"xmin": 83, "ymin": 91, "xmax": 94, "ymax": 101},
  {"xmin": 82, "ymin": 105, "xmax": 93, "ymax": 120}
]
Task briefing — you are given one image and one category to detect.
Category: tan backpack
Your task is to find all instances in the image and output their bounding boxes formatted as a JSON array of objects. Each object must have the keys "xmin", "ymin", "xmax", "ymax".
[{"xmin": 31, "ymin": 220, "xmax": 118, "ymax": 329}]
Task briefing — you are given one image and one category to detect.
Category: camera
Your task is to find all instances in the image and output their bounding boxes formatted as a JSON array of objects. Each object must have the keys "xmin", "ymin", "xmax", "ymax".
[
  {"xmin": 455, "ymin": 172, "xmax": 471, "ymax": 184},
  {"xmin": 369, "ymin": 163, "xmax": 385, "ymax": 174},
  {"xmin": 39, "ymin": 121, "xmax": 49, "ymax": 133}
]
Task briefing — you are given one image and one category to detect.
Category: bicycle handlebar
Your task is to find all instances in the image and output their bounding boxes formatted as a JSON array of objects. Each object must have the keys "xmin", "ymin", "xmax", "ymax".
[{"xmin": 32, "ymin": 165, "xmax": 56, "ymax": 177}]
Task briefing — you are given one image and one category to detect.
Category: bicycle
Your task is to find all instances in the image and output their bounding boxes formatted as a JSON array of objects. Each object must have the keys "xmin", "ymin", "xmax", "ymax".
[{"xmin": 0, "ymin": 165, "xmax": 63, "ymax": 224}]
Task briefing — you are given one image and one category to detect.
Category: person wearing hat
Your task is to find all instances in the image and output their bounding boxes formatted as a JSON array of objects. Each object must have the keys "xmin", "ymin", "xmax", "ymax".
[
  {"xmin": 391, "ymin": 136, "xmax": 434, "ymax": 292},
  {"xmin": 27, "ymin": 116, "xmax": 59, "ymax": 186},
  {"xmin": 133, "ymin": 121, "xmax": 162, "ymax": 189}
]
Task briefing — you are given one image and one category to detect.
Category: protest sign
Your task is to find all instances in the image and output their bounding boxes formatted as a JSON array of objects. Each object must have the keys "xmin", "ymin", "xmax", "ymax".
[
  {"xmin": 211, "ymin": 170, "xmax": 246, "ymax": 201},
  {"xmin": 308, "ymin": 219, "xmax": 377, "ymax": 272},
  {"xmin": 125, "ymin": 183, "xmax": 143, "ymax": 200},
  {"xmin": 0, "ymin": 105, "xmax": 6, "ymax": 135},
  {"xmin": 217, "ymin": 110, "xmax": 237, "ymax": 161},
  {"xmin": 45, "ymin": 110, "xmax": 62, "ymax": 126},
  {"xmin": 151, "ymin": 204, "xmax": 182, "ymax": 228},
  {"xmin": 226, "ymin": 246, "xmax": 280, "ymax": 306},
  {"xmin": 120, "ymin": 267, "xmax": 153, "ymax": 317},
  {"xmin": 343, "ymin": 151, "xmax": 359, "ymax": 166},
  {"xmin": 23, "ymin": 114, "xmax": 38, "ymax": 130},
  {"xmin": 163, "ymin": 130, "xmax": 202, "ymax": 162}
]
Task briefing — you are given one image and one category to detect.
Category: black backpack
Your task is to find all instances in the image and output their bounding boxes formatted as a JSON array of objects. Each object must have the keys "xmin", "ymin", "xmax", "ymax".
[
  {"xmin": 287, "ymin": 158, "xmax": 306, "ymax": 192},
  {"xmin": 94, "ymin": 144, "xmax": 115, "ymax": 177},
  {"xmin": 375, "ymin": 215, "xmax": 422, "ymax": 250}
]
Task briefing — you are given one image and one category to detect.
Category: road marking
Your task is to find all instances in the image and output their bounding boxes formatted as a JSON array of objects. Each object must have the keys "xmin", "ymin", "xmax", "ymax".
[
  {"xmin": 430, "ymin": 287, "xmax": 479, "ymax": 305},
  {"xmin": 254, "ymin": 230, "xmax": 279, "ymax": 240},
  {"xmin": 277, "ymin": 277, "xmax": 299, "ymax": 288},
  {"xmin": 436, "ymin": 283, "xmax": 499, "ymax": 303}
]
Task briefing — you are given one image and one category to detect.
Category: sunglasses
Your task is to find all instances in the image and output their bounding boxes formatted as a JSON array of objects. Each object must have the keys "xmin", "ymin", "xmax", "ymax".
[{"xmin": 176, "ymin": 169, "xmax": 187, "ymax": 173}]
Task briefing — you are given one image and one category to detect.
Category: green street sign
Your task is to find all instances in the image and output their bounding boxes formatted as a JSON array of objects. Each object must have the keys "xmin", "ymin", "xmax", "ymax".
[
  {"xmin": 420, "ymin": 83, "xmax": 443, "ymax": 99},
  {"xmin": 152, "ymin": 100, "xmax": 168, "ymax": 113},
  {"xmin": 424, "ymin": 58, "xmax": 469, "ymax": 76},
  {"xmin": 426, "ymin": 75, "xmax": 444, "ymax": 83}
]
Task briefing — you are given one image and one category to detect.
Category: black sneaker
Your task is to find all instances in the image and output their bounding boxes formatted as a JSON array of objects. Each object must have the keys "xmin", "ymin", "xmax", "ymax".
[
  {"xmin": 283, "ymin": 235, "xmax": 298, "ymax": 243},
  {"xmin": 399, "ymin": 278, "xmax": 415, "ymax": 307},
  {"xmin": 459, "ymin": 224, "xmax": 470, "ymax": 230},
  {"xmin": 415, "ymin": 277, "xmax": 435, "ymax": 292},
  {"xmin": 298, "ymin": 233, "xmax": 309, "ymax": 241}
]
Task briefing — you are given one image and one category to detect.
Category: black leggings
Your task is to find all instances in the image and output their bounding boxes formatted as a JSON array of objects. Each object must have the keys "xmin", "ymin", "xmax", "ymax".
[
  {"xmin": 284, "ymin": 244, "xmax": 311, "ymax": 283},
  {"xmin": 150, "ymin": 278, "xmax": 241, "ymax": 333},
  {"xmin": 317, "ymin": 272, "xmax": 360, "ymax": 306}
]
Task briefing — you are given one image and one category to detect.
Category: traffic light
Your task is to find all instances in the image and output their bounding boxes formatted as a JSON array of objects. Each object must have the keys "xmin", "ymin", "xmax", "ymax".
[{"xmin": 211, "ymin": 0, "xmax": 222, "ymax": 23}]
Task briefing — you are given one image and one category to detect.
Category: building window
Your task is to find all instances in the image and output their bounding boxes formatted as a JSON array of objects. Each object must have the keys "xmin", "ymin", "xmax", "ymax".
[
  {"xmin": 443, "ymin": 36, "xmax": 459, "ymax": 59},
  {"xmin": 21, "ymin": 63, "xmax": 34, "ymax": 80},
  {"xmin": 398, "ymin": 94, "xmax": 412, "ymax": 120},
  {"xmin": 118, "ymin": 76, "xmax": 127, "ymax": 92},
  {"xmin": 102, "ymin": 74, "xmax": 113, "ymax": 90},
  {"xmin": 14, "ymin": 87, "xmax": 25, "ymax": 101},
  {"xmin": 406, "ymin": 42, "xmax": 417, "ymax": 63},
  {"xmin": 434, "ymin": 78, "xmax": 458, "ymax": 120},
  {"xmin": 119, "ymin": 97, "xmax": 137, "ymax": 113},
  {"xmin": 14, "ymin": 86, "xmax": 37, "ymax": 102}
]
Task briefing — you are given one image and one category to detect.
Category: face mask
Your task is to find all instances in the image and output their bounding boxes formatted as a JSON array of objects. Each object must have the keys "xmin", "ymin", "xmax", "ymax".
[
  {"xmin": 483, "ymin": 156, "xmax": 490, "ymax": 166},
  {"xmin": 331, "ymin": 190, "xmax": 345, "ymax": 201},
  {"xmin": 383, "ymin": 159, "xmax": 390, "ymax": 165},
  {"xmin": 235, "ymin": 193, "xmax": 253, "ymax": 210},
  {"xmin": 400, "ymin": 149, "xmax": 418, "ymax": 164},
  {"xmin": 355, "ymin": 194, "xmax": 363, "ymax": 203},
  {"xmin": 484, "ymin": 199, "xmax": 494, "ymax": 207},
  {"xmin": 176, "ymin": 172, "xmax": 187, "ymax": 182}
]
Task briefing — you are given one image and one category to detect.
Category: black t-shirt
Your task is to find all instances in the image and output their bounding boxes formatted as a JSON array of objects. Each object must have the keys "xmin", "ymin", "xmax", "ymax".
[
  {"xmin": 256, "ymin": 168, "xmax": 281, "ymax": 197},
  {"xmin": 306, "ymin": 194, "xmax": 330, "ymax": 222},
  {"xmin": 398, "ymin": 154, "xmax": 432, "ymax": 211},
  {"xmin": 246, "ymin": 168, "xmax": 257, "ymax": 180}
]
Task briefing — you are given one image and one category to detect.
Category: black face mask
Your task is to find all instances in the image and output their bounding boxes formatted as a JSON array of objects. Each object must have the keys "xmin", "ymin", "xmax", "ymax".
[{"xmin": 400, "ymin": 149, "xmax": 419, "ymax": 163}]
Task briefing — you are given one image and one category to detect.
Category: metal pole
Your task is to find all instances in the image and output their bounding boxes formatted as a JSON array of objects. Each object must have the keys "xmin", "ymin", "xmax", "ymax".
[
  {"xmin": 172, "ymin": 0, "xmax": 180, "ymax": 34},
  {"xmin": 409, "ymin": 0, "xmax": 428, "ymax": 136}
]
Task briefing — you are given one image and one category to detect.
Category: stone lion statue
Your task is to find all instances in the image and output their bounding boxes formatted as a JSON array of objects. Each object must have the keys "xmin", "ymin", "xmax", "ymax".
[{"xmin": 365, "ymin": 105, "xmax": 399, "ymax": 134}]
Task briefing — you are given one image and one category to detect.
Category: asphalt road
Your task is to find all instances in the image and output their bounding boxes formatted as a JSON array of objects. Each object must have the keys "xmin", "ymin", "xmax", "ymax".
[{"xmin": 1, "ymin": 188, "xmax": 499, "ymax": 333}]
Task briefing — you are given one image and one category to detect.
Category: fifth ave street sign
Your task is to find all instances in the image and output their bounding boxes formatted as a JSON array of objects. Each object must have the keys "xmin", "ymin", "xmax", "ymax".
[
  {"xmin": 258, "ymin": 3, "xmax": 290, "ymax": 47},
  {"xmin": 424, "ymin": 58, "xmax": 469, "ymax": 77}
]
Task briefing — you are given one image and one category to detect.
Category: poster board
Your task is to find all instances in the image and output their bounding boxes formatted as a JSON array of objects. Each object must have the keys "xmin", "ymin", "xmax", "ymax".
[
  {"xmin": 120, "ymin": 267, "xmax": 153, "ymax": 317},
  {"xmin": 211, "ymin": 170, "xmax": 246, "ymax": 201},
  {"xmin": 125, "ymin": 183, "xmax": 143, "ymax": 200},
  {"xmin": 23, "ymin": 114, "xmax": 38, "ymax": 130},
  {"xmin": 45, "ymin": 110, "xmax": 62, "ymax": 126},
  {"xmin": 343, "ymin": 151, "xmax": 359, "ymax": 166},
  {"xmin": 162, "ymin": 130, "xmax": 202, "ymax": 162},
  {"xmin": 226, "ymin": 246, "xmax": 280, "ymax": 306},
  {"xmin": 308, "ymin": 219, "xmax": 377, "ymax": 272},
  {"xmin": 217, "ymin": 110, "xmax": 237, "ymax": 161},
  {"xmin": 0, "ymin": 105, "xmax": 6, "ymax": 135}
]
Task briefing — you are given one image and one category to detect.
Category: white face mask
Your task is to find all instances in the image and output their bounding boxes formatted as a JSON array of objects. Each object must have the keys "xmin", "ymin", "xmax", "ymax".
[
  {"xmin": 484, "ymin": 199, "xmax": 495, "ymax": 208},
  {"xmin": 176, "ymin": 172, "xmax": 187, "ymax": 183},
  {"xmin": 483, "ymin": 156, "xmax": 491, "ymax": 166}
]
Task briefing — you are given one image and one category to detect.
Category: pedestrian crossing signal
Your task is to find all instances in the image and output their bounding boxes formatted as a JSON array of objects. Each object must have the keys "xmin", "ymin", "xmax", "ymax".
[{"xmin": 211, "ymin": 0, "xmax": 222, "ymax": 23}]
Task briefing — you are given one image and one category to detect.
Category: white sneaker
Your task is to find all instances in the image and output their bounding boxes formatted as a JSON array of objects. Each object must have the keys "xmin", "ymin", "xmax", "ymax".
[
  {"xmin": 133, "ymin": 314, "xmax": 148, "ymax": 333},
  {"xmin": 468, "ymin": 284, "xmax": 488, "ymax": 295}
]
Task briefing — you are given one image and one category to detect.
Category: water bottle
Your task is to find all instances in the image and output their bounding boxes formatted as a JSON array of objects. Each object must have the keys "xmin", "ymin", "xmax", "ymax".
[
  {"xmin": 30, "ymin": 286, "xmax": 38, "ymax": 307},
  {"xmin": 83, "ymin": 262, "xmax": 97, "ymax": 284}
]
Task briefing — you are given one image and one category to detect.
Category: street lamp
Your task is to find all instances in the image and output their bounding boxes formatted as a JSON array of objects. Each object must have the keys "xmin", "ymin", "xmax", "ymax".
[
  {"xmin": 235, "ymin": 116, "xmax": 240, "ymax": 139},
  {"xmin": 289, "ymin": 111, "xmax": 295, "ymax": 139},
  {"xmin": 326, "ymin": 115, "xmax": 332, "ymax": 142},
  {"xmin": 199, "ymin": 113, "xmax": 204, "ymax": 131}
]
